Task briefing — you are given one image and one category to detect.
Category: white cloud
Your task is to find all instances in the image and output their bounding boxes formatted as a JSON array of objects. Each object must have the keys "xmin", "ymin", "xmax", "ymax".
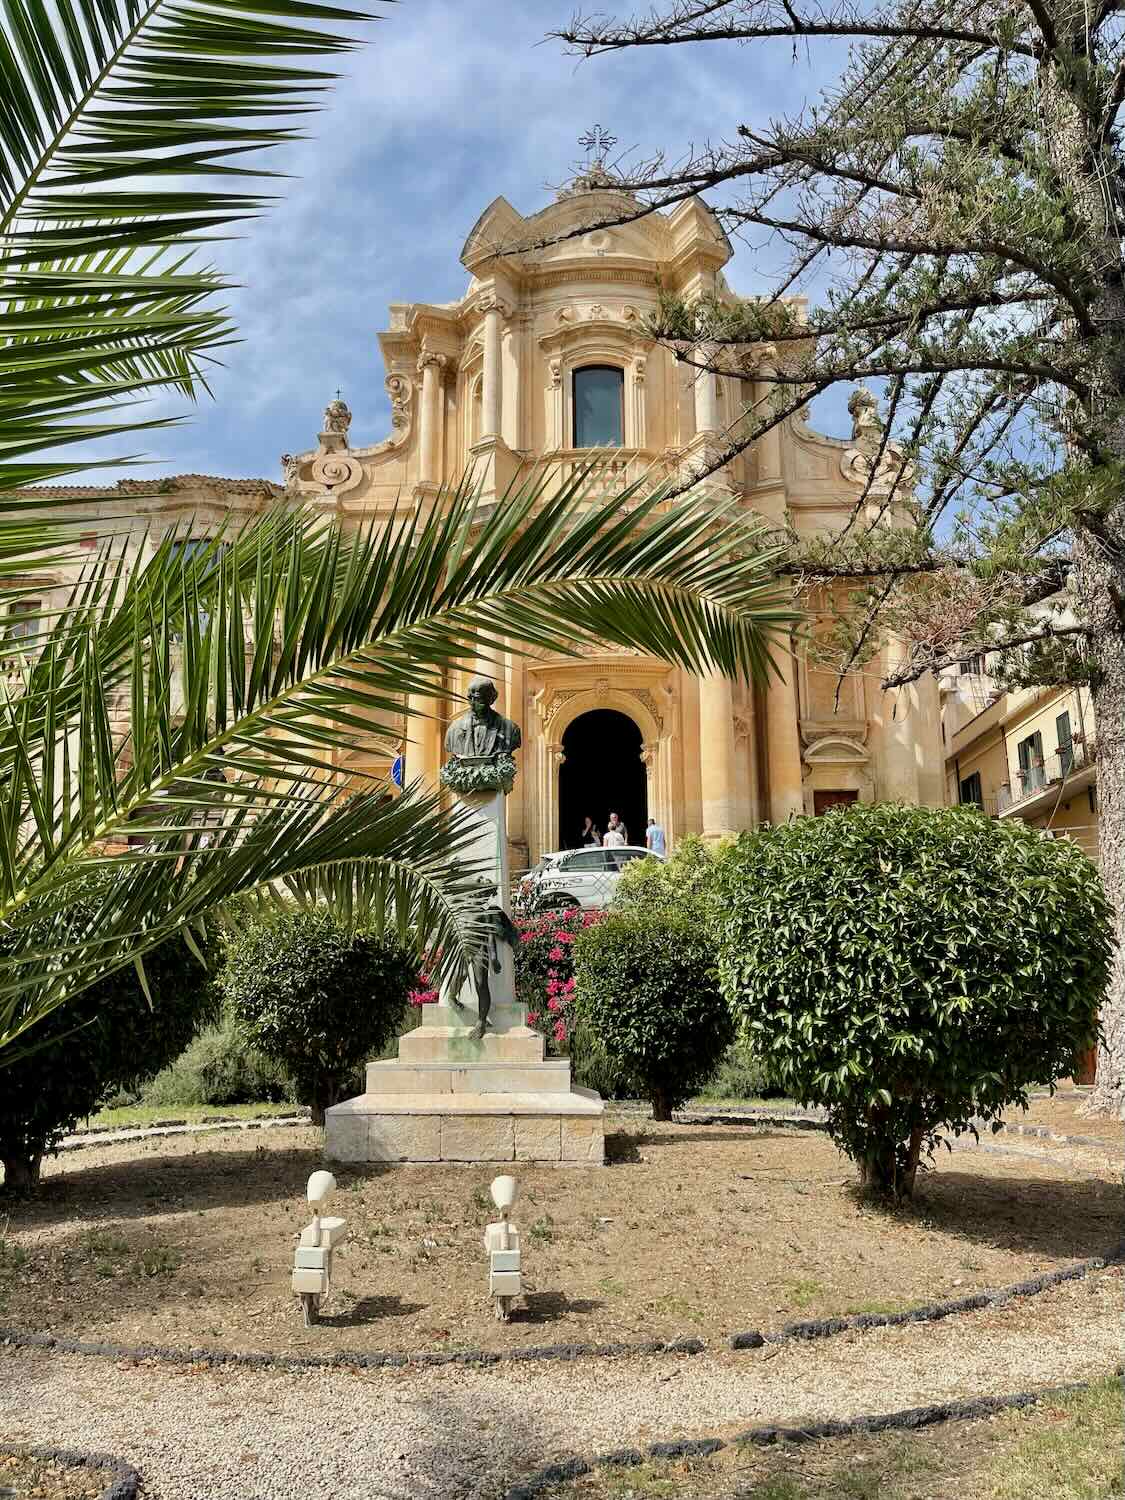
[{"xmin": 64, "ymin": 0, "xmax": 848, "ymax": 480}]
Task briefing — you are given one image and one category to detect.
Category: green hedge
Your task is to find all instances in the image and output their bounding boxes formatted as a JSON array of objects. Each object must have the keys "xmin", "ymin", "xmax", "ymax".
[
  {"xmin": 0, "ymin": 919, "xmax": 221, "ymax": 1191},
  {"xmin": 222, "ymin": 906, "xmax": 418, "ymax": 1124},
  {"xmin": 717, "ymin": 803, "xmax": 1111, "ymax": 1195},
  {"xmin": 575, "ymin": 910, "xmax": 734, "ymax": 1119}
]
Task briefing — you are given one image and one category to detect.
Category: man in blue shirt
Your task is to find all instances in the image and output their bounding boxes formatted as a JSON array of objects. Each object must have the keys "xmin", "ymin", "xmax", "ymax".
[{"xmin": 645, "ymin": 817, "xmax": 666, "ymax": 856}]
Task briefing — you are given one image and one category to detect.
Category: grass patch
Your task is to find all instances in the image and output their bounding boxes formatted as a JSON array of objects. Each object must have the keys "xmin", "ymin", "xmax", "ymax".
[
  {"xmin": 133, "ymin": 1244, "xmax": 181, "ymax": 1279},
  {"xmin": 549, "ymin": 1379, "xmax": 1124, "ymax": 1499},
  {"xmin": 787, "ymin": 1277, "xmax": 825, "ymax": 1309},
  {"xmin": 970, "ymin": 1377, "xmax": 1124, "ymax": 1500},
  {"xmin": 842, "ymin": 1297, "xmax": 916, "ymax": 1317},
  {"xmin": 77, "ymin": 1101, "xmax": 302, "ymax": 1132}
]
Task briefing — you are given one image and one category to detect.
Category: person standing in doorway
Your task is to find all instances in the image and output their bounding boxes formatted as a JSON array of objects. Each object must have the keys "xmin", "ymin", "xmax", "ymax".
[
  {"xmin": 645, "ymin": 816, "xmax": 666, "ymax": 857},
  {"xmin": 603, "ymin": 813, "xmax": 626, "ymax": 848},
  {"xmin": 578, "ymin": 815, "xmax": 600, "ymax": 848}
]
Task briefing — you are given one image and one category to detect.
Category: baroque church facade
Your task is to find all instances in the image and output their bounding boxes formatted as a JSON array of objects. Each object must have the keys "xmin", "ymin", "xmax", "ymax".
[{"xmin": 8, "ymin": 178, "xmax": 945, "ymax": 869}]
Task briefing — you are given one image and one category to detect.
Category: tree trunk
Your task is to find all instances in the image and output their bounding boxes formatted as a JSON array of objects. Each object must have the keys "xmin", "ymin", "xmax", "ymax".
[
  {"xmin": 1, "ymin": 1151, "xmax": 42, "ymax": 1193},
  {"xmin": 1076, "ymin": 561, "xmax": 1125, "ymax": 1119},
  {"xmin": 1041, "ymin": 12, "xmax": 1125, "ymax": 1119},
  {"xmin": 309, "ymin": 1098, "xmax": 326, "ymax": 1127},
  {"xmin": 650, "ymin": 1087, "xmax": 673, "ymax": 1122},
  {"xmin": 858, "ymin": 1143, "xmax": 900, "ymax": 1195}
]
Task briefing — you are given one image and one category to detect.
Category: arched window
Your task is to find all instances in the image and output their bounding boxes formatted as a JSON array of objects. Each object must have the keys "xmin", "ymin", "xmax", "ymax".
[{"xmin": 573, "ymin": 365, "xmax": 624, "ymax": 447}]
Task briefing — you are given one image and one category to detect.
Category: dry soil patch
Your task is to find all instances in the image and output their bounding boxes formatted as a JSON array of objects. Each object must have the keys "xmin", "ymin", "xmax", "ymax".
[{"xmin": 1, "ymin": 1117, "xmax": 1120, "ymax": 1358}]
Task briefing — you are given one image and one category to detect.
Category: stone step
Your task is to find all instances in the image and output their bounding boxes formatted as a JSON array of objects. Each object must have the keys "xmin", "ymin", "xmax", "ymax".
[
  {"xmin": 366, "ymin": 1058, "xmax": 571, "ymax": 1095},
  {"xmin": 398, "ymin": 1025, "xmax": 545, "ymax": 1065}
]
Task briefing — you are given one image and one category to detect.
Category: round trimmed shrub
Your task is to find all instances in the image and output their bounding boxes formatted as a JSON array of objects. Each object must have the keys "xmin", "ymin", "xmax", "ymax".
[
  {"xmin": 612, "ymin": 834, "xmax": 725, "ymax": 931},
  {"xmin": 222, "ymin": 907, "xmax": 418, "ymax": 1124},
  {"xmin": 574, "ymin": 911, "xmax": 734, "ymax": 1119},
  {"xmin": 0, "ymin": 921, "xmax": 221, "ymax": 1192},
  {"xmin": 718, "ymin": 803, "xmax": 1111, "ymax": 1196}
]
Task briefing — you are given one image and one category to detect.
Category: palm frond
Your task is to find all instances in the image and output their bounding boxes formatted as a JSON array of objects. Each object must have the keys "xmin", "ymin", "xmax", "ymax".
[
  {"xmin": 0, "ymin": 778, "xmax": 488, "ymax": 1057},
  {"xmin": 0, "ymin": 0, "xmax": 377, "ymax": 498},
  {"xmin": 0, "ymin": 467, "xmax": 798, "ymax": 1053}
]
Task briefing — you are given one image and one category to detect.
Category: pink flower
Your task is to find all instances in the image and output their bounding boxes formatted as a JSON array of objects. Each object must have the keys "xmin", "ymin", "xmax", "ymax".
[
  {"xmin": 547, "ymin": 997, "xmax": 560, "ymax": 1012},
  {"xmin": 549, "ymin": 946, "xmax": 565, "ymax": 961},
  {"xmin": 526, "ymin": 1011, "xmax": 539, "ymax": 1024},
  {"xmin": 554, "ymin": 930, "xmax": 575, "ymax": 944},
  {"xmin": 546, "ymin": 978, "xmax": 561, "ymax": 996},
  {"xmin": 561, "ymin": 977, "xmax": 576, "ymax": 995},
  {"xmin": 553, "ymin": 1022, "xmax": 567, "ymax": 1044},
  {"xmin": 519, "ymin": 931, "xmax": 535, "ymax": 944}
]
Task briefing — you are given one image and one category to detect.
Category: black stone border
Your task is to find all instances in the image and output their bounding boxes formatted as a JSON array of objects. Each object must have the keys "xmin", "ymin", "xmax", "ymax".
[
  {"xmin": 2, "ymin": 1232, "xmax": 1121, "ymax": 1374},
  {"xmin": 501, "ymin": 1379, "xmax": 1113, "ymax": 1499},
  {"xmin": 0, "ymin": 1443, "xmax": 140, "ymax": 1500},
  {"xmin": 728, "ymin": 1235, "xmax": 1125, "ymax": 1348},
  {"xmin": 675, "ymin": 1106, "xmax": 1125, "ymax": 1161},
  {"xmin": 2, "ymin": 1108, "xmax": 1118, "ymax": 1376}
]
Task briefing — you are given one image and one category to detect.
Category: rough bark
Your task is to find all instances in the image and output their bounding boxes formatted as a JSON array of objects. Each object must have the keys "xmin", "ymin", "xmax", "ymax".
[
  {"xmin": 1, "ymin": 1150, "xmax": 42, "ymax": 1193},
  {"xmin": 1074, "ymin": 520, "xmax": 1125, "ymax": 1117},
  {"xmin": 650, "ymin": 1086, "xmax": 673, "ymax": 1122},
  {"xmin": 1041, "ymin": 6, "xmax": 1125, "ymax": 1117}
]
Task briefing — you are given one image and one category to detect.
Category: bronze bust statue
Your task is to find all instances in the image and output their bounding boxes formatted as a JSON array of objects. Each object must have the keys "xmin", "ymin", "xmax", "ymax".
[{"xmin": 444, "ymin": 676, "xmax": 522, "ymax": 760}]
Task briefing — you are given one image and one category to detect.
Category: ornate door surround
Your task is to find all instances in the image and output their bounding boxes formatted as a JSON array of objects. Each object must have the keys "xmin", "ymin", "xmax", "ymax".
[{"xmin": 526, "ymin": 656, "xmax": 675, "ymax": 860}]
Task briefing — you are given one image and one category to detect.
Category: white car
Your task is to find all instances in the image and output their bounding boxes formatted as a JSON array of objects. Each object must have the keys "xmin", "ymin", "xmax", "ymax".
[{"xmin": 517, "ymin": 845, "xmax": 660, "ymax": 912}]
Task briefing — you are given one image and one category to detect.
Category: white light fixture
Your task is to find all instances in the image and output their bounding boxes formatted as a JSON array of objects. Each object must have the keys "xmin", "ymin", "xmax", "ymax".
[
  {"xmin": 490, "ymin": 1175, "xmax": 517, "ymax": 1212},
  {"xmin": 291, "ymin": 1170, "xmax": 346, "ymax": 1325},
  {"xmin": 483, "ymin": 1174, "xmax": 522, "ymax": 1321}
]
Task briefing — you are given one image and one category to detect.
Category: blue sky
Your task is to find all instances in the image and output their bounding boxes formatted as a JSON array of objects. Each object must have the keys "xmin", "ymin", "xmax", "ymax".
[{"xmin": 120, "ymin": 0, "xmax": 848, "ymax": 482}]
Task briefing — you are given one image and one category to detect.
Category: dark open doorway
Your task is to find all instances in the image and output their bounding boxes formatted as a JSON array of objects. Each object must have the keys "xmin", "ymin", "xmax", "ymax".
[{"xmin": 558, "ymin": 708, "xmax": 647, "ymax": 849}]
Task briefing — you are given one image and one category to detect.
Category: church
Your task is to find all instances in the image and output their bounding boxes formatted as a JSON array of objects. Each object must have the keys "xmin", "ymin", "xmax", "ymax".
[{"xmin": 7, "ymin": 171, "xmax": 945, "ymax": 868}]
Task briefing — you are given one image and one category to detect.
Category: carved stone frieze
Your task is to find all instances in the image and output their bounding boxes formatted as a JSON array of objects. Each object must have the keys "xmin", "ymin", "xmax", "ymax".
[{"xmin": 310, "ymin": 449, "xmax": 364, "ymax": 496}]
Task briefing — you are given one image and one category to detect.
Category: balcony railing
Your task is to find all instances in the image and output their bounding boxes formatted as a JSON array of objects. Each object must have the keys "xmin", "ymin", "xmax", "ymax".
[
  {"xmin": 997, "ymin": 739, "xmax": 1095, "ymax": 813},
  {"xmin": 550, "ymin": 450, "xmax": 678, "ymax": 500}
]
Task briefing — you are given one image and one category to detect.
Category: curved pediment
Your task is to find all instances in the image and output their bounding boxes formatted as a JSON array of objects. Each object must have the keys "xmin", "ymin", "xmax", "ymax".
[
  {"xmin": 802, "ymin": 734, "xmax": 871, "ymax": 766},
  {"xmin": 461, "ymin": 188, "xmax": 730, "ymax": 280}
]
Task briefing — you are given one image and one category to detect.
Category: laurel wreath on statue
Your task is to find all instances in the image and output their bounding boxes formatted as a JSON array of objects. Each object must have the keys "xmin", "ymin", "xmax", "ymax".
[{"xmin": 440, "ymin": 755, "xmax": 517, "ymax": 796}]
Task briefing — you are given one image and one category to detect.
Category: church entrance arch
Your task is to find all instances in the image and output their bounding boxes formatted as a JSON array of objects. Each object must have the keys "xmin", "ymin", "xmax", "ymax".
[{"xmin": 558, "ymin": 708, "xmax": 646, "ymax": 849}]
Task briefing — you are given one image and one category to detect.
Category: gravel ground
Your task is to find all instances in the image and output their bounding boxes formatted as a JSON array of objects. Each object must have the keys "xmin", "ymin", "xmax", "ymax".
[{"xmin": 1, "ymin": 1273, "xmax": 1119, "ymax": 1500}]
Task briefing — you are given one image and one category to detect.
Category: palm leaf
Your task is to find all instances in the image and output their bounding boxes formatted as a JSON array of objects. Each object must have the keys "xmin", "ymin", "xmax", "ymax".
[
  {"xmin": 0, "ymin": 0, "xmax": 378, "ymax": 504},
  {"xmin": 0, "ymin": 779, "xmax": 491, "ymax": 1056},
  {"xmin": 0, "ymin": 466, "xmax": 797, "ymax": 1053}
]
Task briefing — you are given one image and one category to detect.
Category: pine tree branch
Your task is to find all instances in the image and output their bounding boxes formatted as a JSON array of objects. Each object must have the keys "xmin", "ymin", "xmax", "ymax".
[
  {"xmin": 554, "ymin": 2, "xmax": 1036, "ymax": 58},
  {"xmin": 882, "ymin": 623, "xmax": 1089, "ymax": 689}
]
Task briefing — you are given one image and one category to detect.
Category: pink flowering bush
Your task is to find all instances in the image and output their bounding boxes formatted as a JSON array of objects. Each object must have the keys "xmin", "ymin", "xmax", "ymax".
[
  {"xmin": 408, "ymin": 953, "xmax": 440, "ymax": 1007},
  {"xmin": 513, "ymin": 906, "xmax": 602, "ymax": 1053}
]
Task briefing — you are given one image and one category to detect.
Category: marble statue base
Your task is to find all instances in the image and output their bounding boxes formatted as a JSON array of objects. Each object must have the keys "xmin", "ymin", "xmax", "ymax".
[{"xmin": 324, "ymin": 1014, "xmax": 605, "ymax": 1164}]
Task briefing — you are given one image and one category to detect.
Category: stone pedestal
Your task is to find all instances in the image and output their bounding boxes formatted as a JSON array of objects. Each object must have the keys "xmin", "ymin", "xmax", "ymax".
[{"xmin": 325, "ymin": 763, "xmax": 605, "ymax": 1165}]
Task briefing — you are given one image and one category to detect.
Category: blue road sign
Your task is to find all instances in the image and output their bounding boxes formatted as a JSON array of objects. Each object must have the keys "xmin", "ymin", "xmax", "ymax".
[{"xmin": 391, "ymin": 753, "xmax": 404, "ymax": 789}]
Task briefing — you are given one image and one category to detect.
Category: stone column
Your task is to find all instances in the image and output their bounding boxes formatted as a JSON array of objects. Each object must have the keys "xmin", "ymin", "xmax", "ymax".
[
  {"xmin": 480, "ymin": 296, "xmax": 508, "ymax": 439},
  {"xmin": 882, "ymin": 684, "xmax": 920, "ymax": 803},
  {"xmin": 766, "ymin": 640, "xmax": 804, "ymax": 823},
  {"xmin": 698, "ymin": 670, "xmax": 738, "ymax": 837},
  {"xmin": 405, "ymin": 689, "xmax": 443, "ymax": 789},
  {"xmin": 694, "ymin": 353, "xmax": 719, "ymax": 436},
  {"xmin": 417, "ymin": 352, "xmax": 446, "ymax": 483}
]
